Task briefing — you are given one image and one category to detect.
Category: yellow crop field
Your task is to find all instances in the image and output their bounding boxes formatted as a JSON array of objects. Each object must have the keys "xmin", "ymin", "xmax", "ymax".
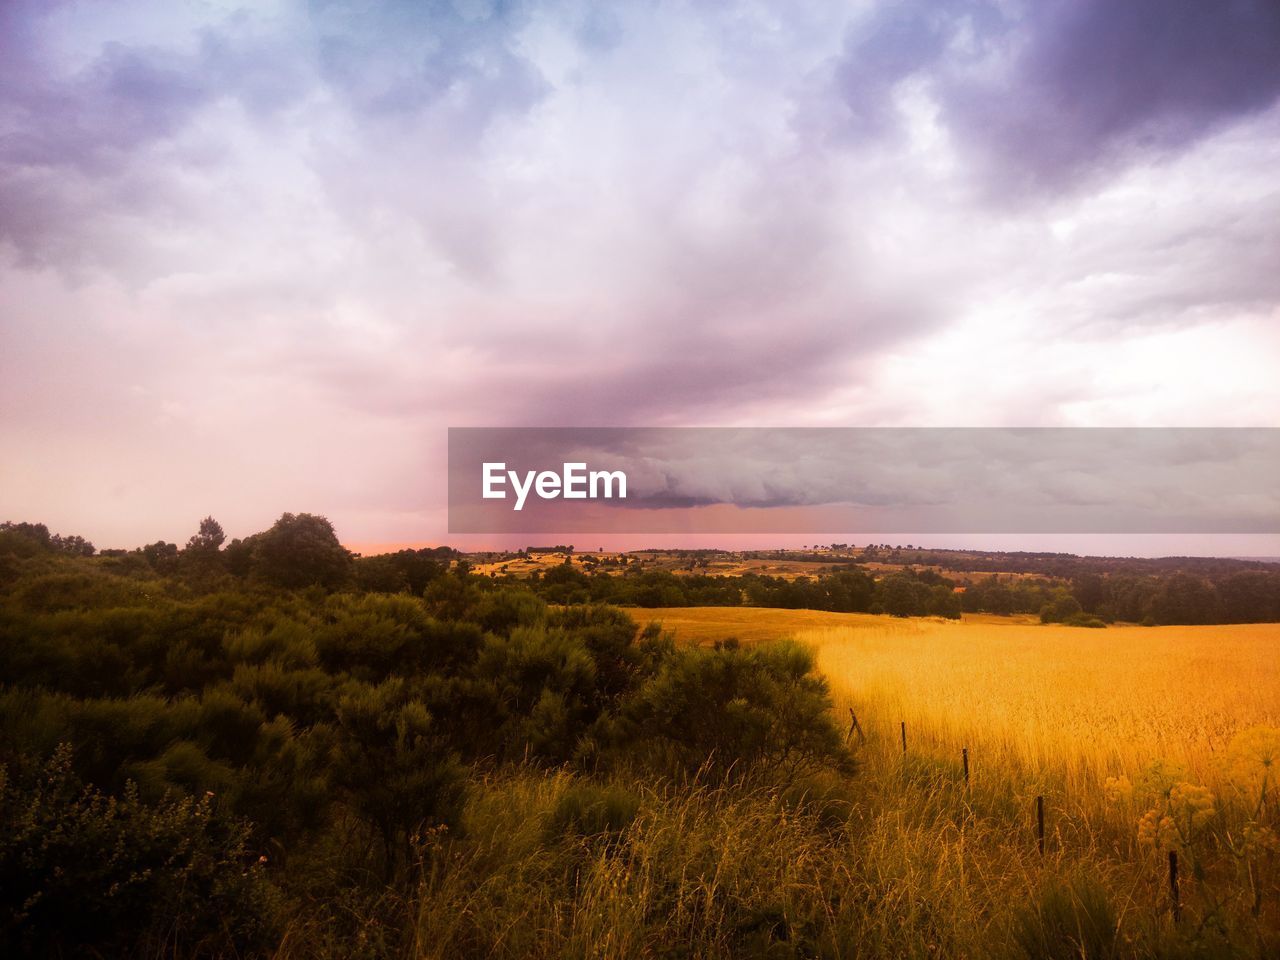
[
  {"xmin": 638, "ymin": 608, "xmax": 1280, "ymax": 787},
  {"xmin": 633, "ymin": 607, "xmax": 1280, "ymax": 948},
  {"xmin": 809, "ymin": 618, "xmax": 1280, "ymax": 789},
  {"xmin": 623, "ymin": 606, "xmax": 893, "ymax": 644}
]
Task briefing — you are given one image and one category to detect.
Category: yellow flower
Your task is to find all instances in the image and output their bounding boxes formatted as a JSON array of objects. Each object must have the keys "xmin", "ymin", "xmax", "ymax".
[
  {"xmin": 1169, "ymin": 781, "xmax": 1216, "ymax": 830},
  {"xmin": 1104, "ymin": 775, "xmax": 1134, "ymax": 802},
  {"xmin": 1137, "ymin": 810, "xmax": 1178, "ymax": 850},
  {"xmin": 1241, "ymin": 822, "xmax": 1280, "ymax": 857},
  {"xmin": 1225, "ymin": 726, "xmax": 1280, "ymax": 801},
  {"xmin": 1137, "ymin": 809, "xmax": 1159, "ymax": 846},
  {"xmin": 1137, "ymin": 781, "xmax": 1215, "ymax": 852},
  {"xmin": 1136, "ymin": 758, "xmax": 1190, "ymax": 799}
]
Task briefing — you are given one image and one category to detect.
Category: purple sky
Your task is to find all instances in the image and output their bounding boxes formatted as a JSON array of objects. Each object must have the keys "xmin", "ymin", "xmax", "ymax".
[{"xmin": 3, "ymin": 0, "xmax": 1280, "ymax": 555}]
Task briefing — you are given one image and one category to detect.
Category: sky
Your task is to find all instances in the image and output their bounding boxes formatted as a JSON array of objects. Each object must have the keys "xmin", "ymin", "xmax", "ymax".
[{"xmin": 2, "ymin": 0, "xmax": 1279, "ymax": 555}]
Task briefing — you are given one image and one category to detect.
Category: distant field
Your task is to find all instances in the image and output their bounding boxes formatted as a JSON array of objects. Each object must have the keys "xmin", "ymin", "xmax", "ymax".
[
  {"xmin": 470, "ymin": 552, "xmax": 859, "ymax": 580},
  {"xmin": 631, "ymin": 606, "xmax": 1042, "ymax": 643},
  {"xmin": 627, "ymin": 606, "xmax": 891, "ymax": 643},
  {"xmin": 470, "ymin": 547, "xmax": 1068, "ymax": 583}
]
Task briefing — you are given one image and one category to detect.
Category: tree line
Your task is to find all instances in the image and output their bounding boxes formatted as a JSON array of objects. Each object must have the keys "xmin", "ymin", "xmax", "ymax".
[
  {"xmin": 512, "ymin": 560, "xmax": 1280, "ymax": 626},
  {"xmin": 10, "ymin": 515, "xmax": 1272, "ymax": 626}
]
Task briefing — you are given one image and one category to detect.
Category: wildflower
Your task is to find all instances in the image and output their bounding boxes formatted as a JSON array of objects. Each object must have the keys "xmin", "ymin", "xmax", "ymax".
[
  {"xmin": 1241, "ymin": 822, "xmax": 1280, "ymax": 858},
  {"xmin": 1169, "ymin": 782, "xmax": 1216, "ymax": 831},
  {"xmin": 1227, "ymin": 726, "xmax": 1280, "ymax": 770},
  {"xmin": 1103, "ymin": 775, "xmax": 1134, "ymax": 802},
  {"xmin": 1137, "ymin": 781, "xmax": 1215, "ymax": 853},
  {"xmin": 1137, "ymin": 810, "xmax": 1177, "ymax": 849},
  {"xmin": 1136, "ymin": 758, "xmax": 1190, "ymax": 799},
  {"xmin": 1224, "ymin": 726, "xmax": 1280, "ymax": 808}
]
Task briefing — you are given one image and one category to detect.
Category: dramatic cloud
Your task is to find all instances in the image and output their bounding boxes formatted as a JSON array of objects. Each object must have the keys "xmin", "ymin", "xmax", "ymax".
[
  {"xmin": 831, "ymin": 0, "xmax": 1280, "ymax": 189},
  {"xmin": 978, "ymin": 0, "xmax": 1280, "ymax": 188},
  {"xmin": 1, "ymin": 0, "xmax": 1278, "ymax": 549}
]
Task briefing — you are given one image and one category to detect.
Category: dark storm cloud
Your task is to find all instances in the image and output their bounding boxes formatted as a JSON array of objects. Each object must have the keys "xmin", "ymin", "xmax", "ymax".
[
  {"xmin": 967, "ymin": 0, "xmax": 1280, "ymax": 189},
  {"xmin": 834, "ymin": 0, "xmax": 1280, "ymax": 188}
]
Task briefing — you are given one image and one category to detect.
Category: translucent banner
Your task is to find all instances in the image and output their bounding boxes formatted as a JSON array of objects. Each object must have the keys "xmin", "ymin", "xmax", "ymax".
[{"xmin": 447, "ymin": 428, "xmax": 1280, "ymax": 534}]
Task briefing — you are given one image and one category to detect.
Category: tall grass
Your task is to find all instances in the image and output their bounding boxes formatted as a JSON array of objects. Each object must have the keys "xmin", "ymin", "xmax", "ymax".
[{"xmin": 384, "ymin": 767, "xmax": 1049, "ymax": 959}]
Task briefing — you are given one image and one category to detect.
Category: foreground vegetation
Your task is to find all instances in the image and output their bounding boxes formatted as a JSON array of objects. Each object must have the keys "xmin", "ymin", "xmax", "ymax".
[
  {"xmin": 1, "ymin": 516, "xmax": 1277, "ymax": 957},
  {"xmin": 1, "ymin": 515, "xmax": 852, "ymax": 958}
]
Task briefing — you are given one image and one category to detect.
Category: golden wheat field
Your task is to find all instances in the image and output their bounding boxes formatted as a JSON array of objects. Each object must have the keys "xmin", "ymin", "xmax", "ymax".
[
  {"xmin": 626, "ymin": 607, "xmax": 1280, "ymax": 951},
  {"xmin": 639, "ymin": 608, "xmax": 1280, "ymax": 789}
]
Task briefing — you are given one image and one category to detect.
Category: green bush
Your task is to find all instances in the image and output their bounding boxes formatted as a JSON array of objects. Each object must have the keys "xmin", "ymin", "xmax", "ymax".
[
  {"xmin": 331, "ymin": 682, "xmax": 466, "ymax": 877},
  {"xmin": 1061, "ymin": 612, "xmax": 1107, "ymax": 628},
  {"xmin": 472, "ymin": 625, "xmax": 603, "ymax": 763},
  {"xmin": 617, "ymin": 640, "xmax": 852, "ymax": 784},
  {"xmin": 0, "ymin": 744, "xmax": 276, "ymax": 958},
  {"xmin": 1040, "ymin": 589, "xmax": 1084, "ymax": 624}
]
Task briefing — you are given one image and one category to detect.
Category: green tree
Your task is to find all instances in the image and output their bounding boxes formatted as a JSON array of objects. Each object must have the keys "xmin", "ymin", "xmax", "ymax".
[
  {"xmin": 184, "ymin": 515, "xmax": 225, "ymax": 555},
  {"xmin": 139, "ymin": 540, "xmax": 179, "ymax": 573},
  {"xmin": 250, "ymin": 513, "xmax": 351, "ymax": 590},
  {"xmin": 50, "ymin": 533, "xmax": 95, "ymax": 557},
  {"xmin": 1039, "ymin": 589, "xmax": 1082, "ymax": 624},
  {"xmin": 1149, "ymin": 572, "xmax": 1219, "ymax": 625},
  {"xmin": 927, "ymin": 584, "xmax": 963, "ymax": 619},
  {"xmin": 881, "ymin": 574, "xmax": 930, "ymax": 617}
]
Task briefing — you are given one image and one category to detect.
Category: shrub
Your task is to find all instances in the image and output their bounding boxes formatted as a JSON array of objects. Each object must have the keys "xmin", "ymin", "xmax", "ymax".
[
  {"xmin": 0, "ymin": 744, "xmax": 275, "ymax": 958},
  {"xmin": 471, "ymin": 626, "xmax": 602, "ymax": 763},
  {"xmin": 331, "ymin": 682, "xmax": 466, "ymax": 877},
  {"xmin": 1061, "ymin": 612, "xmax": 1107, "ymax": 628},
  {"xmin": 779, "ymin": 769, "xmax": 855, "ymax": 832},
  {"xmin": 618, "ymin": 640, "xmax": 852, "ymax": 784},
  {"xmin": 474, "ymin": 587, "xmax": 547, "ymax": 635}
]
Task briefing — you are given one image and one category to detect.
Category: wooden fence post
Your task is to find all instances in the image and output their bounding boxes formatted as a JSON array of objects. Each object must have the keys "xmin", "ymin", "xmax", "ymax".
[
  {"xmin": 1036, "ymin": 795, "xmax": 1045, "ymax": 856},
  {"xmin": 962, "ymin": 747, "xmax": 969, "ymax": 787},
  {"xmin": 900, "ymin": 721, "xmax": 907, "ymax": 754},
  {"xmin": 1169, "ymin": 850, "xmax": 1180, "ymax": 922},
  {"xmin": 847, "ymin": 708, "xmax": 866, "ymax": 743}
]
